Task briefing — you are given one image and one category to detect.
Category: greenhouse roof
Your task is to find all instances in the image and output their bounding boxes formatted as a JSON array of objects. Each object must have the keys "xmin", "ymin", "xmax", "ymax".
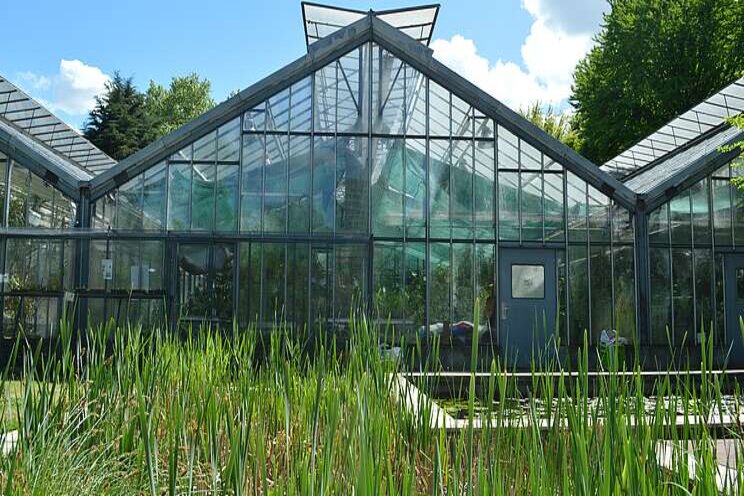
[
  {"xmin": 0, "ymin": 115, "xmax": 92, "ymax": 199},
  {"xmin": 603, "ymin": 77, "xmax": 744, "ymax": 178},
  {"xmin": 0, "ymin": 75, "xmax": 117, "ymax": 176},
  {"xmin": 625, "ymin": 124, "xmax": 744, "ymax": 211},
  {"xmin": 302, "ymin": 2, "xmax": 439, "ymax": 48},
  {"xmin": 90, "ymin": 11, "xmax": 637, "ymax": 211}
]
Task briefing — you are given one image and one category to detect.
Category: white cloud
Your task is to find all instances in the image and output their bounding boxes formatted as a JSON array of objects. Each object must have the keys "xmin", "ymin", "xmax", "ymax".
[
  {"xmin": 52, "ymin": 59, "xmax": 110, "ymax": 115},
  {"xmin": 14, "ymin": 60, "xmax": 110, "ymax": 119},
  {"xmin": 14, "ymin": 71, "xmax": 52, "ymax": 91},
  {"xmin": 431, "ymin": 0, "xmax": 609, "ymax": 112}
]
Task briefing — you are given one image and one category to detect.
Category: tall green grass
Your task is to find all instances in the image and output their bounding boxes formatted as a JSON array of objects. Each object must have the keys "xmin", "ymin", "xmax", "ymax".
[{"xmin": 0, "ymin": 308, "xmax": 741, "ymax": 495}]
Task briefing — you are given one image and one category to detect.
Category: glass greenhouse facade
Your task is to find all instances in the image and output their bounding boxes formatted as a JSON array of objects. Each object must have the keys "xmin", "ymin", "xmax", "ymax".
[{"xmin": 0, "ymin": 4, "xmax": 742, "ymax": 368}]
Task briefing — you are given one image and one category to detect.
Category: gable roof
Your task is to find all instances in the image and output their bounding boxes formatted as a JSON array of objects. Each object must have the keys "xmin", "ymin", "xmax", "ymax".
[
  {"xmin": 89, "ymin": 11, "xmax": 638, "ymax": 211},
  {"xmin": 0, "ymin": 75, "xmax": 117, "ymax": 176},
  {"xmin": 603, "ymin": 77, "xmax": 744, "ymax": 178}
]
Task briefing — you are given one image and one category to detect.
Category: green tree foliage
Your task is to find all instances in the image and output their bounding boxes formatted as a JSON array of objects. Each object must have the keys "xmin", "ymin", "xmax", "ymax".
[
  {"xmin": 83, "ymin": 73, "xmax": 158, "ymax": 161},
  {"xmin": 519, "ymin": 101, "xmax": 580, "ymax": 150},
  {"xmin": 571, "ymin": 0, "xmax": 744, "ymax": 165},
  {"xmin": 145, "ymin": 73, "xmax": 215, "ymax": 137},
  {"xmin": 84, "ymin": 73, "xmax": 215, "ymax": 161}
]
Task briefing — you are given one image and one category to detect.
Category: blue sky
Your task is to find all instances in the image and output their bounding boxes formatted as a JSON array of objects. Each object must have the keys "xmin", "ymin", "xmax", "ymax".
[{"xmin": 2, "ymin": 1, "xmax": 608, "ymax": 128}]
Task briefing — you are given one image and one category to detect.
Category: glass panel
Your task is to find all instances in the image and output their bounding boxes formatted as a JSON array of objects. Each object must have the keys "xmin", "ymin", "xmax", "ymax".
[
  {"xmin": 714, "ymin": 253, "xmax": 725, "ymax": 342},
  {"xmin": 88, "ymin": 240, "xmax": 108, "ymax": 290},
  {"xmin": 191, "ymin": 163, "xmax": 215, "ymax": 231},
  {"xmin": 177, "ymin": 244, "xmax": 209, "ymax": 320},
  {"xmin": 215, "ymin": 164, "xmax": 239, "ymax": 231},
  {"xmin": 474, "ymin": 142, "xmax": 495, "ymax": 239},
  {"xmin": 452, "ymin": 243, "xmax": 474, "ymax": 321},
  {"xmin": 672, "ymin": 248, "xmax": 694, "ymax": 345},
  {"xmin": 373, "ymin": 242, "xmax": 404, "ymax": 325},
  {"xmin": 373, "ymin": 47, "xmax": 406, "ymax": 135},
  {"xmin": 405, "ymin": 243, "xmax": 427, "ymax": 334},
  {"xmin": 498, "ymin": 171, "xmax": 519, "ymax": 240},
  {"xmin": 193, "ymin": 130, "xmax": 217, "ymax": 162},
  {"xmin": 511, "ymin": 264, "xmax": 545, "ymax": 299},
  {"xmin": 568, "ymin": 244, "xmax": 589, "ymax": 345},
  {"xmin": 288, "ymin": 136, "xmax": 311, "ymax": 232},
  {"xmin": 243, "ymin": 103, "xmax": 265, "ymax": 132},
  {"xmin": 613, "ymin": 245, "xmax": 636, "ymax": 341},
  {"xmin": 171, "ymin": 143, "xmax": 192, "ymax": 161},
  {"xmin": 286, "ymin": 243, "xmax": 309, "ymax": 328},
  {"xmin": 168, "ymin": 163, "xmax": 192, "ymax": 230},
  {"xmin": 143, "ymin": 163, "xmax": 167, "ymax": 230},
  {"xmin": 405, "ymin": 139, "xmax": 426, "ymax": 238},
  {"xmin": 475, "ymin": 244, "xmax": 496, "ymax": 333},
  {"xmin": 238, "ymin": 243, "xmax": 261, "ymax": 325},
  {"xmin": 429, "ymin": 242, "xmax": 451, "ymax": 325},
  {"xmin": 520, "ymin": 139, "xmax": 541, "ymax": 170},
  {"xmin": 8, "ymin": 164, "xmax": 29, "ymax": 227},
  {"xmin": 649, "ymin": 204, "xmax": 669, "ymax": 245},
  {"xmin": 141, "ymin": 241, "xmax": 164, "ymax": 290},
  {"xmin": 587, "ymin": 186, "xmax": 610, "ymax": 243},
  {"xmin": 262, "ymin": 243, "xmax": 286, "ymax": 325},
  {"xmin": 240, "ymin": 134, "xmax": 264, "ymax": 232},
  {"xmin": 53, "ymin": 194, "xmax": 76, "ymax": 229},
  {"xmin": 497, "ymin": 127, "xmax": 519, "ymax": 170},
  {"xmin": 566, "ymin": 173, "xmax": 586, "ymax": 242},
  {"xmin": 428, "ymin": 81, "xmax": 449, "ymax": 137},
  {"xmin": 310, "ymin": 245, "xmax": 332, "ymax": 328},
  {"xmin": 612, "ymin": 203, "xmax": 633, "ymax": 243},
  {"xmin": 6, "ymin": 240, "xmax": 64, "ymax": 292},
  {"xmin": 694, "ymin": 249, "xmax": 713, "ymax": 336},
  {"xmin": 690, "ymin": 179, "xmax": 711, "ymax": 245},
  {"xmin": 590, "ymin": 245, "xmax": 612, "ymax": 340},
  {"xmin": 451, "ymin": 140, "xmax": 474, "ymax": 239},
  {"xmin": 334, "ymin": 244, "xmax": 367, "ymax": 324},
  {"xmin": 405, "ymin": 68, "xmax": 426, "ymax": 136},
  {"xmin": 213, "ymin": 244, "xmax": 235, "ymax": 322},
  {"xmin": 451, "ymin": 93, "xmax": 473, "ymax": 137},
  {"xmin": 650, "ymin": 247, "xmax": 672, "ymax": 345},
  {"xmin": 314, "ymin": 59, "xmax": 336, "ymax": 134},
  {"xmin": 217, "ymin": 118, "xmax": 240, "ymax": 161},
  {"xmin": 336, "ymin": 46, "xmax": 369, "ymax": 134},
  {"xmin": 116, "ymin": 174, "xmax": 143, "ymax": 230},
  {"xmin": 429, "ymin": 139, "xmax": 450, "ymax": 238},
  {"xmin": 264, "ymin": 135, "xmax": 288, "ymax": 233},
  {"xmin": 712, "ymin": 178, "xmax": 733, "ymax": 246},
  {"xmin": 266, "ymin": 88, "xmax": 290, "ymax": 132},
  {"xmin": 371, "ymin": 138, "xmax": 406, "ymax": 236},
  {"xmin": 669, "ymin": 191, "xmax": 692, "ymax": 245},
  {"xmin": 27, "ymin": 173, "xmax": 55, "ymax": 228},
  {"xmin": 521, "ymin": 172, "xmax": 542, "ymax": 241},
  {"xmin": 93, "ymin": 193, "xmax": 115, "ymax": 230},
  {"xmin": 336, "ymin": 136, "xmax": 368, "ymax": 233},
  {"xmin": 544, "ymin": 172, "xmax": 564, "ymax": 241},
  {"xmin": 312, "ymin": 136, "xmax": 335, "ymax": 233},
  {"xmin": 290, "ymin": 77, "xmax": 312, "ymax": 132},
  {"xmin": 113, "ymin": 240, "xmax": 140, "ymax": 290}
]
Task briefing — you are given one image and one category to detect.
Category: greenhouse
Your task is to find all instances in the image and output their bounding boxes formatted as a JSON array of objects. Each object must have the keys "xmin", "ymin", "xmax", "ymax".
[{"xmin": 0, "ymin": 3, "xmax": 743, "ymax": 368}]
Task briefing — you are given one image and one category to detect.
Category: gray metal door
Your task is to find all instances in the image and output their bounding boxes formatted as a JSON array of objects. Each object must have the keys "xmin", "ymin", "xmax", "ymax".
[
  {"xmin": 723, "ymin": 254, "xmax": 744, "ymax": 365},
  {"xmin": 498, "ymin": 248, "xmax": 557, "ymax": 368}
]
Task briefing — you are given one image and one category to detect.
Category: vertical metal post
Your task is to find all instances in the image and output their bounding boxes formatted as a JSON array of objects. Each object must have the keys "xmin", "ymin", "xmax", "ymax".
[{"xmin": 634, "ymin": 201, "xmax": 651, "ymax": 344}]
